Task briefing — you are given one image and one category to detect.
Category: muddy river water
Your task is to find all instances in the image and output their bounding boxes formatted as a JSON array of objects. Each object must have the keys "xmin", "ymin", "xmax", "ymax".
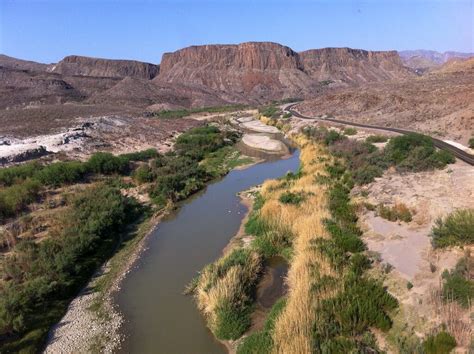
[{"xmin": 116, "ymin": 150, "xmax": 299, "ymax": 353}]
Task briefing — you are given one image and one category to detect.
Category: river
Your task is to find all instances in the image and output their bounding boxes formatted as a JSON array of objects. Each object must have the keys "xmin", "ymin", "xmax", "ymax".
[{"xmin": 116, "ymin": 149, "xmax": 300, "ymax": 353}]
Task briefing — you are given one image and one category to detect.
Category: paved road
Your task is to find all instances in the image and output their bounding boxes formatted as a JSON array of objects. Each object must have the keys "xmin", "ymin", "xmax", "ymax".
[{"xmin": 285, "ymin": 104, "xmax": 474, "ymax": 166}]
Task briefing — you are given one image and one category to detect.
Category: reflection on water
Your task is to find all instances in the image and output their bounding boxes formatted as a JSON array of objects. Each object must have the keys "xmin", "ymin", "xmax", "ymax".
[{"xmin": 116, "ymin": 150, "xmax": 300, "ymax": 354}]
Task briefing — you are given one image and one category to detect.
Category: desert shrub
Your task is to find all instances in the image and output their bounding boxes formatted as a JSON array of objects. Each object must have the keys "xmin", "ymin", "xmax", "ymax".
[
  {"xmin": 314, "ymin": 277, "xmax": 398, "ymax": 342},
  {"xmin": 0, "ymin": 179, "xmax": 41, "ymax": 221},
  {"xmin": 353, "ymin": 164, "xmax": 383, "ymax": 185},
  {"xmin": 278, "ymin": 191, "xmax": 306, "ymax": 205},
  {"xmin": 343, "ymin": 127, "xmax": 357, "ymax": 136},
  {"xmin": 133, "ymin": 165, "xmax": 154, "ymax": 184},
  {"xmin": 328, "ymin": 139, "xmax": 386, "ymax": 185},
  {"xmin": 441, "ymin": 257, "xmax": 474, "ymax": 308},
  {"xmin": 468, "ymin": 137, "xmax": 474, "ymax": 149},
  {"xmin": 258, "ymin": 105, "xmax": 280, "ymax": 118},
  {"xmin": 377, "ymin": 203, "xmax": 412, "ymax": 223},
  {"xmin": 366, "ymin": 135, "xmax": 388, "ymax": 143},
  {"xmin": 0, "ymin": 162, "xmax": 41, "ymax": 186},
  {"xmin": 325, "ymin": 130, "xmax": 345, "ymax": 145},
  {"xmin": 431, "ymin": 209, "xmax": 474, "ymax": 248},
  {"xmin": 301, "ymin": 126, "xmax": 346, "ymax": 146},
  {"xmin": 384, "ymin": 133, "xmax": 454, "ymax": 171},
  {"xmin": 86, "ymin": 152, "xmax": 129, "ymax": 175},
  {"xmin": 422, "ymin": 331, "xmax": 456, "ymax": 354},
  {"xmin": 326, "ymin": 161, "xmax": 346, "ymax": 179},
  {"xmin": 120, "ymin": 148, "xmax": 159, "ymax": 162},
  {"xmin": 407, "ymin": 281, "xmax": 414, "ymax": 290},
  {"xmin": 36, "ymin": 161, "xmax": 87, "ymax": 187}
]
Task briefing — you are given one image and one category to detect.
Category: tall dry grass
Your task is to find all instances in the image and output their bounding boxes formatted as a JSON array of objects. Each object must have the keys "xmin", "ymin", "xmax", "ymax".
[{"xmin": 254, "ymin": 137, "xmax": 337, "ymax": 353}]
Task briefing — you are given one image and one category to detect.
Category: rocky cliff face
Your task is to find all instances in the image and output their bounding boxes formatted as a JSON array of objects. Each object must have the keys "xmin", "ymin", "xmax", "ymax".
[
  {"xmin": 300, "ymin": 47, "xmax": 411, "ymax": 82},
  {"xmin": 50, "ymin": 55, "xmax": 159, "ymax": 79},
  {"xmin": 156, "ymin": 42, "xmax": 413, "ymax": 100}
]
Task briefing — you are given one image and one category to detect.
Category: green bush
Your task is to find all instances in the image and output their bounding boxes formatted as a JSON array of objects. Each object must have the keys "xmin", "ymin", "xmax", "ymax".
[
  {"xmin": 120, "ymin": 148, "xmax": 159, "ymax": 162},
  {"xmin": 279, "ymin": 191, "xmax": 306, "ymax": 205},
  {"xmin": 469, "ymin": 137, "xmax": 474, "ymax": 149},
  {"xmin": 314, "ymin": 277, "xmax": 398, "ymax": 340},
  {"xmin": 353, "ymin": 164, "xmax": 383, "ymax": 185},
  {"xmin": 0, "ymin": 162, "xmax": 41, "ymax": 186},
  {"xmin": 431, "ymin": 209, "xmax": 474, "ymax": 248},
  {"xmin": 258, "ymin": 105, "xmax": 280, "ymax": 118},
  {"xmin": 133, "ymin": 165, "xmax": 154, "ymax": 184},
  {"xmin": 366, "ymin": 135, "xmax": 388, "ymax": 143},
  {"xmin": 325, "ymin": 130, "xmax": 345, "ymax": 145},
  {"xmin": 86, "ymin": 152, "xmax": 129, "ymax": 175},
  {"xmin": 422, "ymin": 331, "xmax": 456, "ymax": 354},
  {"xmin": 384, "ymin": 133, "xmax": 455, "ymax": 171},
  {"xmin": 36, "ymin": 161, "xmax": 87, "ymax": 187},
  {"xmin": 0, "ymin": 179, "xmax": 41, "ymax": 221},
  {"xmin": 343, "ymin": 127, "xmax": 357, "ymax": 136},
  {"xmin": 377, "ymin": 203, "xmax": 413, "ymax": 223},
  {"xmin": 441, "ymin": 258, "xmax": 474, "ymax": 308}
]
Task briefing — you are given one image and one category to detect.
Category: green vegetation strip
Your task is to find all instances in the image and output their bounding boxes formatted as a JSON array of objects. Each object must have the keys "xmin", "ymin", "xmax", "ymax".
[
  {"xmin": 0, "ymin": 125, "xmax": 251, "ymax": 352},
  {"xmin": 303, "ymin": 127, "xmax": 455, "ymax": 185}
]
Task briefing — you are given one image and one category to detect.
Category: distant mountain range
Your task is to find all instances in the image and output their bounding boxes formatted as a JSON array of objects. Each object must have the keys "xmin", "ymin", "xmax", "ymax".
[
  {"xmin": 0, "ymin": 43, "xmax": 473, "ymax": 139},
  {"xmin": 399, "ymin": 50, "xmax": 474, "ymax": 72},
  {"xmin": 0, "ymin": 42, "xmax": 414, "ymax": 113}
]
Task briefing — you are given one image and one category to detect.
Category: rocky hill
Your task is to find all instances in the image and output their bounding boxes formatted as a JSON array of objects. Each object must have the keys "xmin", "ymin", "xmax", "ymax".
[
  {"xmin": 50, "ymin": 55, "xmax": 160, "ymax": 79},
  {"xmin": 297, "ymin": 60, "xmax": 474, "ymax": 144},
  {"xmin": 0, "ymin": 54, "xmax": 51, "ymax": 72}
]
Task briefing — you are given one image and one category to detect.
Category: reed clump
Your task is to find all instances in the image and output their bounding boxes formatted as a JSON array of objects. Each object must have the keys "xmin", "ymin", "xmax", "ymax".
[{"xmin": 191, "ymin": 248, "xmax": 262, "ymax": 340}]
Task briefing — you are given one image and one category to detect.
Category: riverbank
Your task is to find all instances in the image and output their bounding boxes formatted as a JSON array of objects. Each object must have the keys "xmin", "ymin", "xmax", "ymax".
[
  {"xmin": 45, "ymin": 213, "xmax": 161, "ymax": 353},
  {"xmin": 44, "ymin": 153, "xmax": 263, "ymax": 353}
]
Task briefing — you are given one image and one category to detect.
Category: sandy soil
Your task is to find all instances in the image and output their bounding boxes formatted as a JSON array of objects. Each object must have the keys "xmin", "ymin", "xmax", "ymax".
[
  {"xmin": 240, "ymin": 119, "xmax": 280, "ymax": 134},
  {"xmin": 241, "ymin": 134, "xmax": 288, "ymax": 153}
]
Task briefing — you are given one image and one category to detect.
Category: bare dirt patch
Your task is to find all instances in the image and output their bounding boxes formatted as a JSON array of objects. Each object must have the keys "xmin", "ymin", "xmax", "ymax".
[{"xmin": 357, "ymin": 161, "xmax": 474, "ymax": 349}]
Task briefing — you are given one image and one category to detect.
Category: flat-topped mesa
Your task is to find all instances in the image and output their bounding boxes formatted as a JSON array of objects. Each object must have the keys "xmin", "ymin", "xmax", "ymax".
[
  {"xmin": 50, "ymin": 55, "xmax": 160, "ymax": 79},
  {"xmin": 299, "ymin": 47, "xmax": 412, "ymax": 82},
  {"xmin": 159, "ymin": 42, "xmax": 302, "ymax": 72},
  {"xmin": 156, "ymin": 42, "xmax": 412, "ymax": 98}
]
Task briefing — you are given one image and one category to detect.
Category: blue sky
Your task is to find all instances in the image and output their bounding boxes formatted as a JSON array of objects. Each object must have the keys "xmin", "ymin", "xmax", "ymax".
[{"xmin": 1, "ymin": 0, "xmax": 472, "ymax": 64}]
